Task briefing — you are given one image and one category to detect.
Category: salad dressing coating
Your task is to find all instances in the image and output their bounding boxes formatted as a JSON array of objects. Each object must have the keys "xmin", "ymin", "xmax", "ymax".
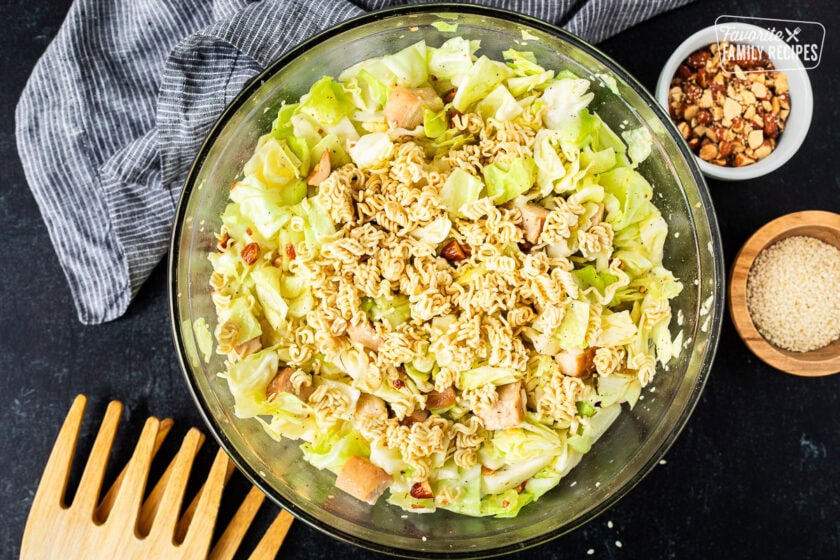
[{"xmin": 208, "ymin": 37, "xmax": 682, "ymax": 516}]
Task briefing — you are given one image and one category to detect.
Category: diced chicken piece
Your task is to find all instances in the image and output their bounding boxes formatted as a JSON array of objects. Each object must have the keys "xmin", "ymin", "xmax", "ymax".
[
  {"xmin": 234, "ymin": 336, "xmax": 262, "ymax": 358},
  {"xmin": 346, "ymin": 321, "xmax": 382, "ymax": 351},
  {"xmin": 266, "ymin": 366, "xmax": 314, "ymax": 402},
  {"xmin": 381, "ymin": 86, "xmax": 443, "ymax": 130},
  {"xmin": 335, "ymin": 456, "xmax": 392, "ymax": 505},
  {"xmin": 356, "ymin": 393, "xmax": 387, "ymax": 419},
  {"xmin": 400, "ymin": 408, "xmax": 430, "ymax": 427},
  {"xmin": 383, "ymin": 86, "xmax": 426, "ymax": 129},
  {"xmin": 306, "ymin": 149, "xmax": 331, "ymax": 186},
  {"xmin": 410, "ymin": 480, "xmax": 434, "ymax": 499},
  {"xmin": 476, "ymin": 381, "xmax": 525, "ymax": 431},
  {"xmin": 521, "ymin": 204, "xmax": 550, "ymax": 245},
  {"xmin": 424, "ymin": 386, "xmax": 456, "ymax": 410},
  {"xmin": 412, "ymin": 87, "xmax": 444, "ymax": 112},
  {"xmin": 556, "ymin": 348, "xmax": 596, "ymax": 378}
]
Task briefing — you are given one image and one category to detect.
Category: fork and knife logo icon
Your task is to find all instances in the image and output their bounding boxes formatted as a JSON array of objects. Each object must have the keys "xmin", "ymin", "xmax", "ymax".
[{"xmin": 784, "ymin": 26, "xmax": 801, "ymax": 43}]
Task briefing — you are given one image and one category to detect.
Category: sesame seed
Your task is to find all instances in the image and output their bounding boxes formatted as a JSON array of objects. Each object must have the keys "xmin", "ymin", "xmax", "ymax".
[
  {"xmin": 746, "ymin": 236, "xmax": 840, "ymax": 352},
  {"xmin": 607, "ymin": 520, "xmax": 614, "ymax": 529},
  {"xmin": 615, "ymin": 540, "xmax": 623, "ymax": 548},
  {"xmin": 587, "ymin": 548, "xmax": 595, "ymax": 555}
]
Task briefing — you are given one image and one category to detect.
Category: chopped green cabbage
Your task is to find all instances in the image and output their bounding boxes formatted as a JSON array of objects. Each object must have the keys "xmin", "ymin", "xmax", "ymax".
[
  {"xmin": 207, "ymin": 35, "xmax": 685, "ymax": 521},
  {"xmin": 483, "ymin": 156, "xmax": 537, "ymax": 204},
  {"xmin": 439, "ymin": 168, "xmax": 484, "ymax": 217},
  {"xmin": 452, "ymin": 55, "xmax": 513, "ymax": 112}
]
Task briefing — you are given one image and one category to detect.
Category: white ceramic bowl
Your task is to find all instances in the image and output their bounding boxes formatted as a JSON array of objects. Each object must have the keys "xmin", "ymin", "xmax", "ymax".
[{"xmin": 655, "ymin": 23, "xmax": 813, "ymax": 181}]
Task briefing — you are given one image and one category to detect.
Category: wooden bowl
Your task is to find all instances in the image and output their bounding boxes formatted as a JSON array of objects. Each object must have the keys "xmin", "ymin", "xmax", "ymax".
[{"xmin": 729, "ymin": 210, "xmax": 840, "ymax": 376}]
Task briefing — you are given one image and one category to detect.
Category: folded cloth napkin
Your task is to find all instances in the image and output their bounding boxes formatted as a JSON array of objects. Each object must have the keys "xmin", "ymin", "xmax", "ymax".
[{"xmin": 16, "ymin": 0, "xmax": 690, "ymax": 324}]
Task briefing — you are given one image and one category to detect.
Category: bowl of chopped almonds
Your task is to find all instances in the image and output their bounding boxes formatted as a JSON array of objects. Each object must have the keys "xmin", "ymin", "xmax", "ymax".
[{"xmin": 656, "ymin": 23, "xmax": 813, "ymax": 181}]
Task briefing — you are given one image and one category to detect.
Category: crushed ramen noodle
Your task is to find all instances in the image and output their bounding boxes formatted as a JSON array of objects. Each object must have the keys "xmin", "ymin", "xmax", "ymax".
[{"xmin": 208, "ymin": 37, "xmax": 683, "ymax": 517}]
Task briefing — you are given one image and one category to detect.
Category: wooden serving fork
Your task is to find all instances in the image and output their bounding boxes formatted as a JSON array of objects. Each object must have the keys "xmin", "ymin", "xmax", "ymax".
[{"xmin": 21, "ymin": 395, "xmax": 294, "ymax": 559}]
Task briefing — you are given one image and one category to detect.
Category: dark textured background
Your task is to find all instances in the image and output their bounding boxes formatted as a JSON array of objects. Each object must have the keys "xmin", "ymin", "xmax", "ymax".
[{"xmin": 2, "ymin": 1, "xmax": 839, "ymax": 558}]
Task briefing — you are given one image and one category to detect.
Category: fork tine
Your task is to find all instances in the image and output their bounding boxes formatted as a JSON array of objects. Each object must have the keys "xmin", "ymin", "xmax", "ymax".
[
  {"xmin": 247, "ymin": 509, "xmax": 295, "ymax": 560},
  {"xmin": 105, "ymin": 417, "xmax": 160, "ymax": 534},
  {"xmin": 135, "ymin": 422, "xmax": 199, "ymax": 535},
  {"xmin": 179, "ymin": 448, "xmax": 230, "ymax": 556},
  {"xmin": 32, "ymin": 394, "xmax": 87, "ymax": 508},
  {"xmin": 175, "ymin": 457, "xmax": 235, "ymax": 543},
  {"xmin": 147, "ymin": 429, "xmax": 204, "ymax": 540},
  {"xmin": 72, "ymin": 400, "xmax": 122, "ymax": 515},
  {"xmin": 208, "ymin": 486, "xmax": 266, "ymax": 560},
  {"xmin": 98, "ymin": 417, "xmax": 174, "ymax": 523}
]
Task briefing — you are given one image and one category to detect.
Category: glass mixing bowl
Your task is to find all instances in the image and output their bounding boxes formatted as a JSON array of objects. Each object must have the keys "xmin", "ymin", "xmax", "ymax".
[{"xmin": 170, "ymin": 5, "xmax": 723, "ymax": 557}]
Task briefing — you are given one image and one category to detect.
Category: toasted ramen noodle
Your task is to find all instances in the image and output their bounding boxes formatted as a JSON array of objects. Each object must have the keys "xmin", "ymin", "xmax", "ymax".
[{"xmin": 209, "ymin": 40, "xmax": 683, "ymax": 517}]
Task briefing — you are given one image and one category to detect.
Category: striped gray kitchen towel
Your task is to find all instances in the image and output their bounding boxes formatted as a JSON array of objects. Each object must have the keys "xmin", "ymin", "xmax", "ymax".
[{"xmin": 16, "ymin": 0, "xmax": 691, "ymax": 324}]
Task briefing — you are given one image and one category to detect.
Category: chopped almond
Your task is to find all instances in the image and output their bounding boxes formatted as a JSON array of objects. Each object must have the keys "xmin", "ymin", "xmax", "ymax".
[
  {"xmin": 441, "ymin": 239, "xmax": 469, "ymax": 262},
  {"xmin": 240, "ymin": 242, "xmax": 259, "ymax": 265},
  {"xmin": 425, "ymin": 386, "xmax": 456, "ymax": 410},
  {"xmin": 476, "ymin": 381, "xmax": 525, "ymax": 431},
  {"xmin": 335, "ymin": 456, "xmax": 392, "ymax": 505},
  {"xmin": 234, "ymin": 336, "xmax": 262, "ymax": 359},
  {"xmin": 266, "ymin": 366, "xmax": 314, "ymax": 402},
  {"xmin": 356, "ymin": 394, "xmax": 387, "ymax": 419},
  {"xmin": 556, "ymin": 348, "xmax": 596, "ymax": 378},
  {"xmin": 410, "ymin": 480, "xmax": 434, "ymax": 500},
  {"xmin": 285, "ymin": 243, "xmax": 296, "ymax": 260},
  {"xmin": 307, "ymin": 149, "xmax": 331, "ymax": 186},
  {"xmin": 346, "ymin": 321, "xmax": 381, "ymax": 351},
  {"xmin": 521, "ymin": 204, "xmax": 550, "ymax": 244},
  {"xmin": 216, "ymin": 232, "xmax": 230, "ymax": 252},
  {"xmin": 400, "ymin": 409, "xmax": 430, "ymax": 427}
]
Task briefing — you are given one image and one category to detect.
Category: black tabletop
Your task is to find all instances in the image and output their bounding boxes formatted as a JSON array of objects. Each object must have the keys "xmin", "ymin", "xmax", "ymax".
[{"xmin": 3, "ymin": 1, "xmax": 839, "ymax": 558}]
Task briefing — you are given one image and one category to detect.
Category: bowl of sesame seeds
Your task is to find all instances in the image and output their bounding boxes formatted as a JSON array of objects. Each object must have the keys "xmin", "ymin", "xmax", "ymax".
[{"xmin": 729, "ymin": 210, "xmax": 840, "ymax": 376}]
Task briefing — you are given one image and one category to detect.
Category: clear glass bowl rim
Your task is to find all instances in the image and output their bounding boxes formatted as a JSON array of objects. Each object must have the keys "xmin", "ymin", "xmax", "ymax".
[{"xmin": 168, "ymin": 3, "xmax": 724, "ymax": 557}]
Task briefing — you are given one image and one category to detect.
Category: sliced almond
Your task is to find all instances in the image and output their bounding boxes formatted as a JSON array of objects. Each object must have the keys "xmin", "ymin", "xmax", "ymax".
[
  {"xmin": 699, "ymin": 143, "xmax": 718, "ymax": 161},
  {"xmin": 751, "ymin": 82, "xmax": 768, "ymax": 99},
  {"xmin": 723, "ymin": 97, "xmax": 742, "ymax": 121},
  {"xmin": 734, "ymin": 153, "xmax": 755, "ymax": 167},
  {"xmin": 683, "ymin": 104, "xmax": 699, "ymax": 120},
  {"xmin": 698, "ymin": 89, "xmax": 714, "ymax": 108},
  {"xmin": 748, "ymin": 129, "xmax": 764, "ymax": 150},
  {"xmin": 307, "ymin": 149, "xmax": 332, "ymax": 186},
  {"xmin": 775, "ymin": 73, "xmax": 789, "ymax": 94},
  {"xmin": 669, "ymin": 86, "xmax": 683, "ymax": 102},
  {"xmin": 743, "ymin": 105, "xmax": 756, "ymax": 121},
  {"xmin": 754, "ymin": 141, "xmax": 773, "ymax": 160}
]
